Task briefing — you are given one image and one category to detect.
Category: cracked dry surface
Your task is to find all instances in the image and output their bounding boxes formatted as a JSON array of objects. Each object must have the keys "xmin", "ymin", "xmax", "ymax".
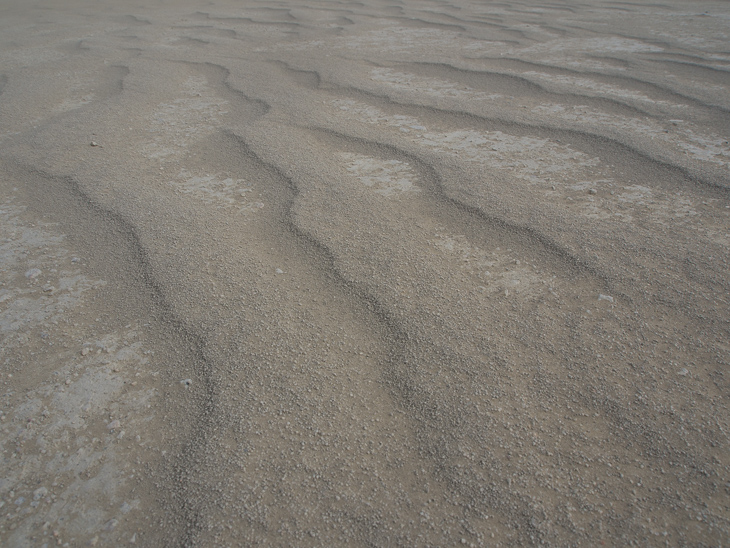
[{"xmin": 0, "ymin": 0, "xmax": 729, "ymax": 546}]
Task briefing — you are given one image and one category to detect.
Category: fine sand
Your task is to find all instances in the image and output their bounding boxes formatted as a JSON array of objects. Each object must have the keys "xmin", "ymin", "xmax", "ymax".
[{"xmin": 0, "ymin": 0, "xmax": 729, "ymax": 545}]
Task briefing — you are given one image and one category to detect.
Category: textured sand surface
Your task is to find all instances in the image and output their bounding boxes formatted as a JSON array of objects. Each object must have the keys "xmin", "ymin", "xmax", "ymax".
[{"xmin": 0, "ymin": 0, "xmax": 729, "ymax": 545}]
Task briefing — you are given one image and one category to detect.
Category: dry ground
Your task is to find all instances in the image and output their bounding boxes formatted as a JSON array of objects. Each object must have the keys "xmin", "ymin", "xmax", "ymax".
[{"xmin": 0, "ymin": 0, "xmax": 729, "ymax": 545}]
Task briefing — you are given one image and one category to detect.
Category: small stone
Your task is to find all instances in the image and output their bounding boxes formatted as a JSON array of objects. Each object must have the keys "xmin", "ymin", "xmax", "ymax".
[
  {"xmin": 130, "ymin": 533, "xmax": 137, "ymax": 544},
  {"xmin": 589, "ymin": 189, "xmax": 597, "ymax": 195},
  {"xmin": 90, "ymin": 141, "xmax": 98, "ymax": 147},
  {"xmin": 25, "ymin": 268, "xmax": 42, "ymax": 279},
  {"xmin": 103, "ymin": 519, "xmax": 118, "ymax": 531},
  {"xmin": 181, "ymin": 378, "xmax": 192, "ymax": 388},
  {"xmin": 275, "ymin": 268, "xmax": 284, "ymax": 274},
  {"xmin": 14, "ymin": 496, "xmax": 25, "ymax": 505},
  {"xmin": 598, "ymin": 294, "xmax": 614, "ymax": 303},
  {"xmin": 34, "ymin": 487, "xmax": 48, "ymax": 500},
  {"xmin": 107, "ymin": 419, "xmax": 121, "ymax": 430},
  {"xmin": 81, "ymin": 347, "xmax": 90, "ymax": 356},
  {"xmin": 71, "ymin": 257, "xmax": 80, "ymax": 263},
  {"xmin": 678, "ymin": 368, "xmax": 689, "ymax": 376},
  {"xmin": 90, "ymin": 536, "xmax": 99, "ymax": 546}
]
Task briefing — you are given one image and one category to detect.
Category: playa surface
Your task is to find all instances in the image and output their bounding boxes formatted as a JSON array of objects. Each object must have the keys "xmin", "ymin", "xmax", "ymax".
[{"xmin": 1, "ymin": 0, "xmax": 729, "ymax": 545}]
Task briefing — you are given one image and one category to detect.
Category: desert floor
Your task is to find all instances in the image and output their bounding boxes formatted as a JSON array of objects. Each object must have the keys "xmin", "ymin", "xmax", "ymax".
[{"xmin": 0, "ymin": 0, "xmax": 729, "ymax": 545}]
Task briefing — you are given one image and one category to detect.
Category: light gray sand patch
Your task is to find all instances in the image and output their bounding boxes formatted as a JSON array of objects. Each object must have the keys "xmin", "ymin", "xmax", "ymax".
[
  {"xmin": 0, "ymin": 200, "xmax": 103, "ymax": 343},
  {"xmin": 370, "ymin": 68, "xmax": 502, "ymax": 100},
  {"xmin": 0, "ymin": 196, "xmax": 165, "ymax": 547},
  {"xmin": 170, "ymin": 169, "xmax": 265, "ymax": 213},
  {"xmin": 431, "ymin": 231, "xmax": 545, "ymax": 297},
  {"xmin": 340, "ymin": 152, "xmax": 420, "ymax": 196},
  {"xmin": 142, "ymin": 76, "xmax": 228, "ymax": 160}
]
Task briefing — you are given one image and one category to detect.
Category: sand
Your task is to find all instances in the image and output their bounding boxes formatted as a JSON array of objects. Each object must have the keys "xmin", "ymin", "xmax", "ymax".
[{"xmin": 0, "ymin": 0, "xmax": 728, "ymax": 545}]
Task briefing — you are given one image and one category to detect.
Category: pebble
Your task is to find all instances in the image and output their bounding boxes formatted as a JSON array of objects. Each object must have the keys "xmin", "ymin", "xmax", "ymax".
[
  {"xmin": 90, "ymin": 141, "xmax": 99, "ymax": 147},
  {"xmin": 598, "ymin": 294, "xmax": 614, "ymax": 303},
  {"xmin": 34, "ymin": 487, "xmax": 48, "ymax": 500},
  {"xmin": 25, "ymin": 268, "xmax": 42, "ymax": 279},
  {"xmin": 81, "ymin": 347, "xmax": 91, "ymax": 356},
  {"xmin": 589, "ymin": 189, "xmax": 597, "ymax": 195},
  {"xmin": 275, "ymin": 268, "xmax": 284, "ymax": 274},
  {"xmin": 107, "ymin": 420, "xmax": 121, "ymax": 430},
  {"xmin": 678, "ymin": 368, "xmax": 689, "ymax": 376},
  {"xmin": 181, "ymin": 378, "xmax": 192, "ymax": 388}
]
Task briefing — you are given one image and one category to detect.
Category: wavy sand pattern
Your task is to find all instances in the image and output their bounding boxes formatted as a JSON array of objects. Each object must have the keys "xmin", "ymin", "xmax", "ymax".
[{"xmin": 0, "ymin": 0, "xmax": 728, "ymax": 546}]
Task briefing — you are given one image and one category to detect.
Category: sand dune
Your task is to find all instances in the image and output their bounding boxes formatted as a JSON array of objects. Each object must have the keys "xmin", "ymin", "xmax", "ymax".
[{"xmin": 0, "ymin": 0, "xmax": 728, "ymax": 545}]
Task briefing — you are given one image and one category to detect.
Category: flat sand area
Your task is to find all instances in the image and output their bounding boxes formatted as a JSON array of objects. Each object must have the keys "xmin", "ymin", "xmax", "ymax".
[{"xmin": 1, "ymin": 0, "xmax": 729, "ymax": 545}]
